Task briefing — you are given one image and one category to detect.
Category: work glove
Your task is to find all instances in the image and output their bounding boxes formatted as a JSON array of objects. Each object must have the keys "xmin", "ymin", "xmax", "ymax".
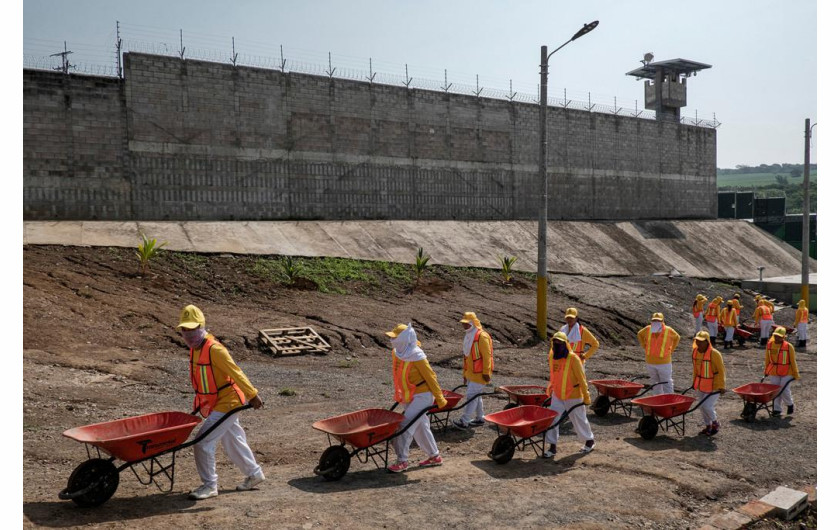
[
  {"xmin": 435, "ymin": 398, "xmax": 447, "ymax": 409},
  {"xmin": 482, "ymin": 374, "xmax": 491, "ymax": 383}
]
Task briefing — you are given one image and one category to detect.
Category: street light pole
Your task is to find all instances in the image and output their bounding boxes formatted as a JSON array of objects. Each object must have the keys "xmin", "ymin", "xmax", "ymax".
[
  {"xmin": 536, "ymin": 20, "xmax": 599, "ymax": 340},
  {"xmin": 801, "ymin": 119, "xmax": 815, "ymax": 308}
]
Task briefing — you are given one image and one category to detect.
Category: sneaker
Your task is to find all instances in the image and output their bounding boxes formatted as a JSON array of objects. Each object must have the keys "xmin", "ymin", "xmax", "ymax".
[
  {"xmin": 771, "ymin": 410, "xmax": 782, "ymax": 417},
  {"xmin": 787, "ymin": 405, "xmax": 795, "ymax": 415},
  {"xmin": 699, "ymin": 426, "xmax": 710, "ymax": 436},
  {"xmin": 452, "ymin": 418, "xmax": 471, "ymax": 430},
  {"xmin": 580, "ymin": 440, "xmax": 596, "ymax": 453},
  {"xmin": 236, "ymin": 470, "xmax": 265, "ymax": 491},
  {"xmin": 188, "ymin": 484, "xmax": 218, "ymax": 500},
  {"xmin": 469, "ymin": 419, "xmax": 486, "ymax": 427},
  {"xmin": 418, "ymin": 455, "xmax": 443, "ymax": 468},
  {"xmin": 707, "ymin": 422, "xmax": 720, "ymax": 436},
  {"xmin": 387, "ymin": 461, "xmax": 409, "ymax": 473},
  {"xmin": 542, "ymin": 445, "xmax": 557, "ymax": 459}
]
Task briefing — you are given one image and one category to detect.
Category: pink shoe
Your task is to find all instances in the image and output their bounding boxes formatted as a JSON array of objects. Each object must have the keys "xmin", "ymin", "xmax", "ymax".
[
  {"xmin": 418, "ymin": 455, "xmax": 443, "ymax": 468},
  {"xmin": 387, "ymin": 461, "xmax": 409, "ymax": 473}
]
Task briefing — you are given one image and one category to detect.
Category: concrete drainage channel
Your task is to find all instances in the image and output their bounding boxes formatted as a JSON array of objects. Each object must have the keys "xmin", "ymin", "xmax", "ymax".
[{"xmin": 698, "ymin": 485, "xmax": 815, "ymax": 529}]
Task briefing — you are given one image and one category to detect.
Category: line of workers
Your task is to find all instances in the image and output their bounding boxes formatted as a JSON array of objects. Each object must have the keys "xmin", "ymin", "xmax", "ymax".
[{"xmin": 384, "ymin": 300, "xmax": 805, "ymax": 472}]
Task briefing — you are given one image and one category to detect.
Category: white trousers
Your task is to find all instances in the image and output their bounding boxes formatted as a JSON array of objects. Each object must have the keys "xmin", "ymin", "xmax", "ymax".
[
  {"xmin": 694, "ymin": 390, "xmax": 719, "ymax": 425},
  {"xmin": 797, "ymin": 322, "xmax": 808, "ymax": 341},
  {"xmin": 706, "ymin": 321, "xmax": 718, "ymax": 338},
  {"xmin": 693, "ymin": 314, "xmax": 703, "ymax": 333},
  {"xmin": 393, "ymin": 392, "xmax": 439, "ymax": 462},
  {"xmin": 724, "ymin": 327, "xmax": 735, "ymax": 341},
  {"xmin": 646, "ymin": 363, "xmax": 673, "ymax": 395},
  {"xmin": 767, "ymin": 375, "xmax": 795, "ymax": 412},
  {"xmin": 459, "ymin": 381, "xmax": 487, "ymax": 422},
  {"xmin": 759, "ymin": 319, "xmax": 775, "ymax": 339},
  {"xmin": 194, "ymin": 411, "xmax": 261, "ymax": 489},
  {"xmin": 546, "ymin": 396, "xmax": 593, "ymax": 445}
]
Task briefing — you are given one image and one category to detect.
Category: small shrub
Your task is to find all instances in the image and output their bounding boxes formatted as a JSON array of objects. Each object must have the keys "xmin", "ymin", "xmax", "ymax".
[
  {"xmin": 498, "ymin": 255, "xmax": 518, "ymax": 283},
  {"xmin": 414, "ymin": 247, "xmax": 431, "ymax": 285},
  {"xmin": 337, "ymin": 358, "xmax": 359, "ymax": 369},
  {"xmin": 280, "ymin": 256, "xmax": 303, "ymax": 283},
  {"xmin": 279, "ymin": 388, "xmax": 297, "ymax": 396},
  {"xmin": 136, "ymin": 232, "xmax": 167, "ymax": 275}
]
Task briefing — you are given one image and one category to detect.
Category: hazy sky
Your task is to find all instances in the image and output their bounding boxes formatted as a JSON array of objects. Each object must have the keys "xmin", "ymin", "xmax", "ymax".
[{"xmin": 22, "ymin": 0, "xmax": 818, "ymax": 169}]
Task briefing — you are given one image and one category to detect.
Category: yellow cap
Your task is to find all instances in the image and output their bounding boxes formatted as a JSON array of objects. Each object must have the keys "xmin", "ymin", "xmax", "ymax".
[
  {"xmin": 177, "ymin": 305, "xmax": 205, "ymax": 330},
  {"xmin": 695, "ymin": 294, "xmax": 707, "ymax": 301},
  {"xmin": 773, "ymin": 326, "xmax": 787, "ymax": 338},
  {"xmin": 755, "ymin": 295, "xmax": 763, "ymax": 302},
  {"xmin": 798, "ymin": 299, "xmax": 806, "ymax": 307},
  {"xmin": 694, "ymin": 330, "xmax": 710, "ymax": 341},
  {"xmin": 564, "ymin": 307, "xmax": 578, "ymax": 319},
  {"xmin": 551, "ymin": 331, "xmax": 569, "ymax": 342},
  {"xmin": 459, "ymin": 312, "xmax": 478, "ymax": 324},
  {"xmin": 651, "ymin": 312, "xmax": 664, "ymax": 322},
  {"xmin": 386, "ymin": 324, "xmax": 408, "ymax": 338},
  {"xmin": 734, "ymin": 293, "xmax": 741, "ymax": 299}
]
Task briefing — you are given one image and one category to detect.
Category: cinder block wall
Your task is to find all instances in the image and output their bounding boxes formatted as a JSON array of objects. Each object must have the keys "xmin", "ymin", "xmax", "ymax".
[{"xmin": 23, "ymin": 53, "xmax": 717, "ymax": 220}]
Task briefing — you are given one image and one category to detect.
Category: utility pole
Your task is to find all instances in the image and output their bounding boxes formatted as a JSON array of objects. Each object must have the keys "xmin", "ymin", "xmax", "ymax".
[
  {"xmin": 801, "ymin": 119, "xmax": 815, "ymax": 308},
  {"xmin": 50, "ymin": 41, "xmax": 74, "ymax": 75}
]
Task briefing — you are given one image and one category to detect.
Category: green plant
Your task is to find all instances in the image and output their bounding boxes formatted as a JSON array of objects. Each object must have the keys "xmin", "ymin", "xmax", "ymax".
[
  {"xmin": 414, "ymin": 247, "xmax": 431, "ymax": 285},
  {"xmin": 279, "ymin": 388, "xmax": 297, "ymax": 396},
  {"xmin": 136, "ymin": 232, "xmax": 167, "ymax": 275},
  {"xmin": 280, "ymin": 256, "xmax": 303, "ymax": 283},
  {"xmin": 498, "ymin": 255, "xmax": 518, "ymax": 283},
  {"xmin": 337, "ymin": 358, "xmax": 359, "ymax": 369}
]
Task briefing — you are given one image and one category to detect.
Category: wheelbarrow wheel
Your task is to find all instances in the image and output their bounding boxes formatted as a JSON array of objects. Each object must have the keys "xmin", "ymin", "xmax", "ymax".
[
  {"xmin": 742, "ymin": 402, "xmax": 758, "ymax": 423},
  {"xmin": 63, "ymin": 458, "xmax": 119, "ymax": 507},
  {"xmin": 489, "ymin": 435, "xmax": 516, "ymax": 465},
  {"xmin": 315, "ymin": 445, "xmax": 351, "ymax": 481},
  {"xmin": 592, "ymin": 395, "xmax": 611, "ymax": 417},
  {"xmin": 503, "ymin": 403, "xmax": 518, "ymax": 410},
  {"xmin": 638, "ymin": 416, "xmax": 659, "ymax": 440}
]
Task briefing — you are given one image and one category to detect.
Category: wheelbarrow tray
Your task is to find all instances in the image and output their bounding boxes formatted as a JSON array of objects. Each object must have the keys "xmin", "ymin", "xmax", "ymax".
[
  {"xmin": 428, "ymin": 390, "xmax": 464, "ymax": 413},
  {"xmin": 631, "ymin": 394, "xmax": 695, "ymax": 419},
  {"xmin": 484, "ymin": 405, "xmax": 558, "ymax": 438},
  {"xmin": 590, "ymin": 379, "xmax": 645, "ymax": 400},
  {"xmin": 732, "ymin": 383, "xmax": 781, "ymax": 404},
  {"xmin": 498, "ymin": 385, "xmax": 549, "ymax": 406},
  {"xmin": 62, "ymin": 411, "xmax": 202, "ymax": 462},
  {"xmin": 312, "ymin": 408, "xmax": 405, "ymax": 449},
  {"xmin": 717, "ymin": 324, "xmax": 753, "ymax": 339}
]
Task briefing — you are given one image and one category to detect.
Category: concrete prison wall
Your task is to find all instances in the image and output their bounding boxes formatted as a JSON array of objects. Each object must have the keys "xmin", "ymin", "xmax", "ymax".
[{"xmin": 23, "ymin": 53, "xmax": 717, "ymax": 221}]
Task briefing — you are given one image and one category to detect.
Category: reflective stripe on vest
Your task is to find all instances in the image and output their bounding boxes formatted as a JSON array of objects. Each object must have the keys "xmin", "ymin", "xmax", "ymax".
[
  {"xmin": 692, "ymin": 301, "xmax": 703, "ymax": 318},
  {"xmin": 469, "ymin": 329, "xmax": 494, "ymax": 374},
  {"xmin": 549, "ymin": 352, "xmax": 580, "ymax": 399},
  {"xmin": 765, "ymin": 341, "xmax": 791, "ymax": 376},
  {"xmin": 646, "ymin": 327, "xmax": 671, "ymax": 360},
  {"xmin": 692, "ymin": 347, "xmax": 715, "ymax": 392},
  {"xmin": 759, "ymin": 305, "xmax": 773, "ymax": 320},
  {"xmin": 569, "ymin": 325, "xmax": 587, "ymax": 354},
  {"xmin": 392, "ymin": 351, "xmax": 417, "ymax": 403},
  {"xmin": 796, "ymin": 308, "xmax": 808, "ymax": 325},
  {"xmin": 721, "ymin": 308, "xmax": 738, "ymax": 327},
  {"xmin": 705, "ymin": 303, "xmax": 719, "ymax": 322},
  {"xmin": 190, "ymin": 336, "xmax": 246, "ymax": 418}
]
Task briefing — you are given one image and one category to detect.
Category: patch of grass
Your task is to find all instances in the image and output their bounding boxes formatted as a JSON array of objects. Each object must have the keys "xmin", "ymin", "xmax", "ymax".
[
  {"xmin": 337, "ymin": 358, "xmax": 359, "ymax": 369},
  {"xmin": 278, "ymin": 388, "xmax": 297, "ymax": 396},
  {"xmin": 250, "ymin": 256, "xmax": 413, "ymax": 294},
  {"xmin": 172, "ymin": 252, "xmax": 209, "ymax": 269}
]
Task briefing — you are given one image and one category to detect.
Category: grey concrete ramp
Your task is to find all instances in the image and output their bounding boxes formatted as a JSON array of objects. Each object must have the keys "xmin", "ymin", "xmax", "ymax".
[{"xmin": 23, "ymin": 219, "xmax": 815, "ymax": 280}]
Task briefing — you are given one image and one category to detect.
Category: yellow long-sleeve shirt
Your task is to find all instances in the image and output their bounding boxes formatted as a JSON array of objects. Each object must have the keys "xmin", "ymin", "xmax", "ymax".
[
  {"xmin": 191, "ymin": 338, "xmax": 258, "ymax": 414},
  {"xmin": 547, "ymin": 352, "xmax": 591, "ymax": 404},
  {"xmin": 764, "ymin": 340, "xmax": 801, "ymax": 379},
  {"xmin": 692, "ymin": 346, "xmax": 726, "ymax": 391},
  {"xmin": 794, "ymin": 308, "xmax": 809, "ymax": 326},
  {"xmin": 463, "ymin": 329, "xmax": 493, "ymax": 384},
  {"xmin": 637, "ymin": 325, "xmax": 681, "ymax": 365},
  {"xmin": 393, "ymin": 353, "xmax": 447, "ymax": 408},
  {"xmin": 731, "ymin": 299, "xmax": 742, "ymax": 315}
]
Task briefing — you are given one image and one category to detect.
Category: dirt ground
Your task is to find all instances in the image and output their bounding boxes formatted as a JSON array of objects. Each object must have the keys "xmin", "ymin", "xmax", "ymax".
[{"xmin": 22, "ymin": 246, "xmax": 817, "ymax": 529}]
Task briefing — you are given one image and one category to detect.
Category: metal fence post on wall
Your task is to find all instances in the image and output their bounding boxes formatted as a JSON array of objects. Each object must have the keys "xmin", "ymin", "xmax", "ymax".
[{"xmin": 801, "ymin": 119, "xmax": 815, "ymax": 307}]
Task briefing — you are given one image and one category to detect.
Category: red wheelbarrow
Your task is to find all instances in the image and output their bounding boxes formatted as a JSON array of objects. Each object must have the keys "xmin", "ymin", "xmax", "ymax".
[
  {"xmin": 716, "ymin": 324, "xmax": 753, "ymax": 346},
  {"xmin": 497, "ymin": 385, "xmax": 550, "ymax": 410},
  {"xmin": 631, "ymin": 390, "xmax": 723, "ymax": 439},
  {"xmin": 484, "ymin": 403, "xmax": 586, "ymax": 464},
  {"xmin": 59, "ymin": 405, "xmax": 251, "ymax": 507},
  {"xmin": 733, "ymin": 377, "xmax": 795, "ymax": 422},
  {"xmin": 311, "ymin": 404, "xmax": 435, "ymax": 481},
  {"xmin": 589, "ymin": 376, "xmax": 666, "ymax": 417},
  {"xmin": 424, "ymin": 384, "xmax": 498, "ymax": 432}
]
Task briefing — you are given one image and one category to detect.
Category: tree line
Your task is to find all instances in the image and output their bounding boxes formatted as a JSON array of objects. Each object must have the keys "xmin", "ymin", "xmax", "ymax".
[{"xmin": 717, "ymin": 163, "xmax": 817, "ymax": 177}]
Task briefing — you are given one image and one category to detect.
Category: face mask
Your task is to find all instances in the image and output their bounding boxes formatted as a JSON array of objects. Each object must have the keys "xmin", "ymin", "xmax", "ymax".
[
  {"xmin": 651, "ymin": 322, "xmax": 664, "ymax": 333},
  {"xmin": 180, "ymin": 327, "xmax": 207, "ymax": 349},
  {"xmin": 552, "ymin": 340, "xmax": 569, "ymax": 359}
]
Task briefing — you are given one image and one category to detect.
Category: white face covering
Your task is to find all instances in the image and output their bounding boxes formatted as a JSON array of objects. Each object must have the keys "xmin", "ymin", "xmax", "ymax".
[
  {"xmin": 561, "ymin": 322, "xmax": 581, "ymax": 343},
  {"xmin": 650, "ymin": 321, "xmax": 664, "ymax": 333},
  {"xmin": 180, "ymin": 327, "xmax": 207, "ymax": 349},
  {"xmin": 390, "ymin": 323, "xmax": 427, "ymax": 362},
  {"xmin": 463, "ymin": 324, "xmax": 478, "ymax": 357}
]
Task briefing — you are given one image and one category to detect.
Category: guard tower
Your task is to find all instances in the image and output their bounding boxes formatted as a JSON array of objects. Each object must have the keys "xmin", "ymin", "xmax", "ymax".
[{"xmin": 626, "ymin": 54, "xmax": 711, "ymax": 122}]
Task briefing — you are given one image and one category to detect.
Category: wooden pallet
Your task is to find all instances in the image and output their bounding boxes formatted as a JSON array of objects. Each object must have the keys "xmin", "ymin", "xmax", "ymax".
[{"xmin": 258, "ymin": 327, "xmax": 331, "ymax": 356}]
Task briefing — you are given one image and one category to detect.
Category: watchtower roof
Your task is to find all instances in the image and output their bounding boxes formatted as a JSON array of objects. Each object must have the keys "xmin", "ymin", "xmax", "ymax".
[{"xmin": 626, "ymin": 58, "xmax": 712, "ymax": 80}]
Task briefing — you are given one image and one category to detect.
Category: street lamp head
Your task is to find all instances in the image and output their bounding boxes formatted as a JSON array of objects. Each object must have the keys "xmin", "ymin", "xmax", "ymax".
[{"xmin": 571, "ymin": 20, "xmax": 599, "ymax": 41}]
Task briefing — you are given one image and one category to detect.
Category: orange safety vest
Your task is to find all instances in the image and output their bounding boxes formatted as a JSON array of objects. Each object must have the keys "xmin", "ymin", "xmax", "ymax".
[
  {"xmin": 765, "ymin": 340, "xmax": 791, "ymax": 377},
  {"xmin": 692, "ymin": 301, "xmax": 704, "ymax": 318},
  {"xmin": 796, "ymin": 308, "xmax": 809, "ymax": 325},
  {"xmin": 720, "ymin": 307, "xmax": 738, "ymax": 327},
  {"xmin": 392, "ymin": 351, "xmax": 417, "ymax": 404},
  {"xmin": 567, "ymin": 325, "xmax": 589, "ymax": 356},
  {"xmin": 759, "ymin": 305, "xmax": 773, "ymax": 321},
  {"xmin": 190, "ymin": 336, "xmax": 246, "ymax": 418},
  {"xmin": 645, "ymin": 327, "xmax": 672, "ymax": 362},
  {"xmin": 692, "ymin": 346, "xmax": 716, "ymax": 392},
  {"xmin": 705, "ymin": 303, "xmax": 720, "ymax": 322},
  {"xmin": 548, "ymin": 350, "xmax": 581, "ymax": 399},
  {"xmin": 466, "ymin": 329, "xmax": 494, "ymax": 374}
]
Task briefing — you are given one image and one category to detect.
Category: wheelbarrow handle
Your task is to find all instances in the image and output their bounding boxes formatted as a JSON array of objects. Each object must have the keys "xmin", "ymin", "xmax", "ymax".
[
  {"xmin": 630, "ymin": 375, "xmax": 648, "ymax": 383},
  {"xmin": 451, "ymin": 384, "xmax": 468, "ymax": 392},
  {"xmin": 389, "ymin": 405, "xmax": 437, "ymax": 440},
  {"xmin": 546, "ymin": 401, "xmax": 587, "ymax": 431},
  {"xmin": 181, "ymin": 404, "xmax": 253, "ymax": 449},
  {"xmin": 389, "ymin": 401, "xmax": 400, "ymax": 412},
  {"xmin": 686, "ymin": 390, "xmax": 723, "ymax": 415}
]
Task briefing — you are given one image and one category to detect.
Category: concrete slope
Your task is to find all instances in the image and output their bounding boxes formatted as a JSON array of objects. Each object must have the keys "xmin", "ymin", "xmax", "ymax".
[{"xmin": 23, "ymin": 219, "xmax": 815, "ymax": 280}]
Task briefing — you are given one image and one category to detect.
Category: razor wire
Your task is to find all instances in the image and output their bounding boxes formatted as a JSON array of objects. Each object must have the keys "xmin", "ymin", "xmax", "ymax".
[{"xmin": 23, "ymin": 27, "xmax": 720, "ymax": 129}]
